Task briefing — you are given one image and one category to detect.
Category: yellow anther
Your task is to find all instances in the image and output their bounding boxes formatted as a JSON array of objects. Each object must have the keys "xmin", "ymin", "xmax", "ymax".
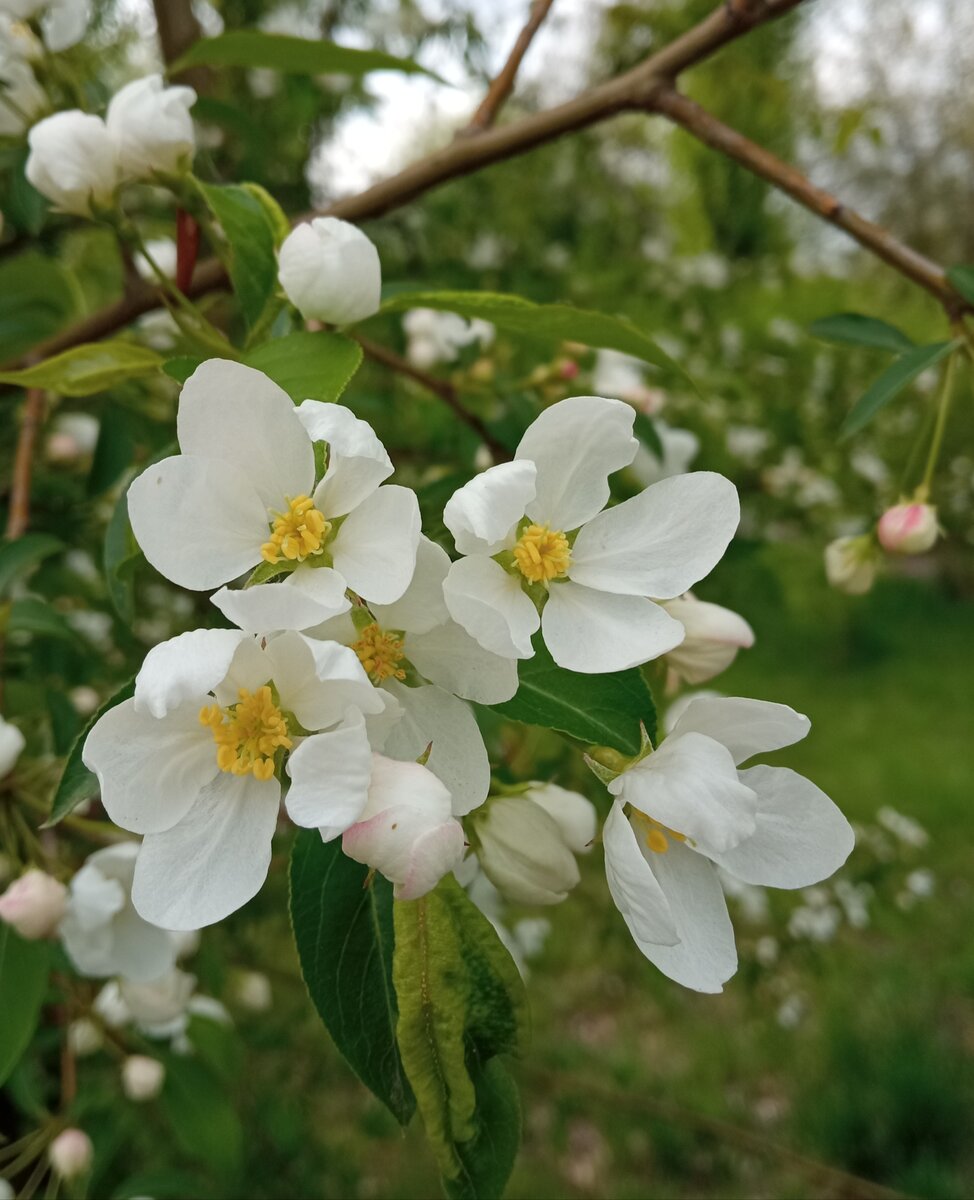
[
  {"xmin": 261, "ymin": 495, "xmax": 330, "ymax": 564},
  {"xmin": 352, "ymin": 622, "xmax": 407, "ymax": 684},
  {"xmin": 633, "ymin": 809, "xmax": 687, "ymax": 855},
  {"xmin": 512, "ymin": 523, "xmax": 571, "ymax": 583},
  {"xmin": 646, "ymin": 827, "xmax": 670, "ymax": 854},
  {"xmin": 199, "ymin": 686, "xmax": 292, "ymax": 780}
]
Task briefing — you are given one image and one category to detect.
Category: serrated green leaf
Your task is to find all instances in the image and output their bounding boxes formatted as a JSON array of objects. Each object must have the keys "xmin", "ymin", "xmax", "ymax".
[
  {"xmin": 199, "ymin": 182, "xmax": 277, "ymax": 329},
  {"xmin": 489, "ymin": 638, "xmax": 657, "ymax": 754},
  {"xmin": 840, "ymin": 341, "xmax": 959, "ymax": 440},
  {"xmin": 0, "ymin": 341, "xmax": 163, "ymax": 396},
  {"xmin": 5, "ymin": 597, "xmax": 73, "ymax": 640},
  {"xmin": 809, "ymin": 312, "xmax": 915, "ymax": 354},
  {"xmin": 947, "ymin": 265, "xmax": 974, "ymax": 305},
  {"xmin": 445, "ymin": 1060, "xmax": 521, "ymax": 1200},
  {"xmin": 289, "ymin": 830, "xmax": 415, "ymax": 1125},
  {"xmin": 46, "ymin": 679, "xmax": 134, "ymax": 826},
  {"xmin": 0, "ymin": 922, "xmax": 50, "ymax": 1087},
  {"xmin": 0, "ymin": 533, "xmax": 61, "ymax": 596},
  {"xmin": 244, "ymin": 330, "xmax": 363, "ymax": 403}
]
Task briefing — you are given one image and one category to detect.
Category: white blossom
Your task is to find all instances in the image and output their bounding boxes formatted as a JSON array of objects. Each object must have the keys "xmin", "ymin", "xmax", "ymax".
[
  {"xmin": 660, "ymin": 594, "xmax": 754, "ymax": 686},
  {"xmin": 26, "ymin": 110, "xmax": 118, "ymax": 216},
  {"xmin": 121, "ymin": 1054, "xmax": 166, "ymax": 1102},
  {"xmin": 48, "ymin": 1129, "xmax": 92, "ymax": 1180},
  {"xmin": 824, "ymin": 534, "xmax": 879, "ymax": 595},
  {"xmin": 106, "ymin": 74, "xmax": 196, "ymax": 180},
  {"xmin": 402, "ymin": 307, "xmax": 493, "ymax": 368},
  {"xmin": 0, "ymin": 714, "xmax": 25, "ymax": 777},
  {"xmin": 278, "ymin": 218, "xmax": 381, "ymax": 325}
]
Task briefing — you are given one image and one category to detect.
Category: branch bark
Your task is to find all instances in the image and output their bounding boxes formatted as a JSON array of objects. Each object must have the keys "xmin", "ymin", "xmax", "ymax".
[
  {"xmin": 5, "ymin": 388, "xmax": 46, "ymax": 538},
  {"xmin": 463, "ymin": 0, "xmax": 556, "ymax": 134},
  {"xmin": 152, "ymin": 0, "xmax": 209, "ymax": 90}
]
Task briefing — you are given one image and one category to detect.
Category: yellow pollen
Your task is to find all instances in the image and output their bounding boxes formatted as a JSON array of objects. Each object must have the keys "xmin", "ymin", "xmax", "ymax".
[
  {"xmin": 634, "ymin": 809, "xmax": 687, "ymax": 855},
  {"xmin": 199, "ymin": 686, "xmax": 292, "ymax": 780},
  {"xmin": 352, "ymin": 622, "xmax": 407, "ymax": 684},
  {"xmin": 261, "ymin": 495, "xmax": 330, "ymax": 564},
  {"xmin": 512, "ymin": 524, "xmax": 571, "ymax": 583}
]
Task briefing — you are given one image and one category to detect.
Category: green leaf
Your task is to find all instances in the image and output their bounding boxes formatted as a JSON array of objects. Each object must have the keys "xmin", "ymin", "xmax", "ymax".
[
  {"xmin": 444, "ymin": 1060, "xmax": 521, "ymax": 1200},
  {"xmin": 160, "ymin": 1055, "xmax": 243, "ymax": 1176},
  {"xmin": 0, "ymin": 922, "xmax": 50, "ymax": 1087},
  {"xmin": 103, "ymin": 485, "xmax": 140, "ymax": 625},
  {"xmin": 946, "ymin": 265, "xmax": 974, "ymax": 305},
  {"xmin": 289, "ymin": 830, "xmax": 415, "ymax": 1125},
  {"xmin": 172, "ymin": 31, "xmax": 441, "ymax": 81},
  {"xmin": 5, "ymin": 598, "xmax": 73, "ymax": 641},
  {"xmin": 382, "ymin": 290, "xmax": 687, "ymax": 380},
  {"xmin": 489, "ymin": 638, "xmax": 657, "ymax": 754},
  {"xmin": 46, "ymin": 679, "xmax": 135, "ymax": 826},
  {"xmin": 0, "ymin": 533, "xmax": 61, "ymax": 596},
  {"xmin": 0, "ymin": 341, "xmax": 163, "ymax": 397},
  {"xmin": 240, "ymin": 182, "xmax": 291, "ymax": 247},
  {"xmin": 0, "ymin": 251, "xmax": 80, "ymax": 362},
  {"xmin": 244, "ymin": 331, "xmax": 363, "ymax": 403},
  {"xmin": 87, "ymin": 406, "xmax": 136, "ymax": 496},
  {"xmin": 199, "ymin": 182, "xmax": 277, "ymax": 329},
  {"xmin": 840, "ymin": 341, "xmax": 959, "ymax": 440},
  {"xmin": 633, "ymin": 410, "xmax": 663, "ymax": 460},
  {"xmin": 162, "ymin": 355, "xmax": 204, "ymax": 384},
  {"xmin": 809, "ymin": 312, "xmax": 915, "ymax": 354}
]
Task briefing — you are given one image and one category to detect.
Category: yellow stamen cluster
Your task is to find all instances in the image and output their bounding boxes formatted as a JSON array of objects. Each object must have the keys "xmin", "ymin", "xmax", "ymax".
[
  {"xmin": 634, "ymin": 810, "xmax": 687, "ymax": 855},
  {"xmin": 199, "ymin": 686, "xmax": 292, "ymax": 781},
  {"xmin": 261, "ymin": 495, "xmax": 330, "ymax": 564},
  {"xmin": 353, "ymin": 622, "xmax": 407, "ymax": 684},
  {"xmin": 513, "ymin": 523, "xmax": 571, "ymax": 583}
]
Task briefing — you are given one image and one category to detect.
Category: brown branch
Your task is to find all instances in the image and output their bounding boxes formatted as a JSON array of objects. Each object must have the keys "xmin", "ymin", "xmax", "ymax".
[
  {"xmin": 5, "ymin": 388, "xmax": 46, "ymax": 539},
  {"xmin": 463, "ymin": 0, "xmax": 556, "ymax": 134},
  {"xmin": 152, "ymin": 0, "xmax": 210, "ymax": 91}
]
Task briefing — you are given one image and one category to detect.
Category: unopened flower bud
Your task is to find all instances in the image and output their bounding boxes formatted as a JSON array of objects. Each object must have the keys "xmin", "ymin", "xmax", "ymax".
[
  {"xmin": 824, "ymin": 534, "xmax": 878, "ymax": 596},
  {"xmin": 233, "ymin": 970, "xmax": 272, "ymax": 1012},
  {"xmin": 521, "ymin": 784, "xmax": 597, "ymax": 855},
  {"xmin": 660, "ymin": 594, "xmax": 754, "ymax": 685},
  {"xmin": 0, "ymin": 869, "xmax": 67, "ymax": 939},
  {"xmin": 49, "ymin": 1128, "xmax": 93, "ymax": 1180},
  {"xmin": 121, "ymin": 1054, "xmax": 165, "ymax": 1102},
  {"xmin": 278, "ymin": 217, "xmax": 381, "ymax": 325},
  {"xmin": 26, "ymin": 110, "xmax": 118, "ymax": 216},
  {"xmin": 106, "ymin": 74, "xmax": 196, "ymax": 180},
  {"xmin": 68, "ymin": 1018, "xmax": 103, "ymax": 1057},
  {"xmin": 0, "ymin": 716, "xmax": 25, "ymax": 777},
  {"xmin": 472, "ymin": 796, "xmax": 581, "ymax": 906},
  {"xmin": 877, "ymin": 502, "xmax": 939, "ymax": 555}
]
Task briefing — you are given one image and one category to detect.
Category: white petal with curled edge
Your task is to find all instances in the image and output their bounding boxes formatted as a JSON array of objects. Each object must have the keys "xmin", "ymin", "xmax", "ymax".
[
  {"xmin": 212, "ymin": 636, "xmax": 272, "ymax": 707},
  {"xmin": 285, "ymin": 710, "xmax": 373, "ymax": 838},
  {"xmin": 134, "ymin": 629, "xmax": 249, "ymax": 718},
  {"xmin": 568, "ymin": 472, "xmax": 740, "ymax": 598},
  {"xmin": 443, "ymin": 556, "xmax": 539, "ymax": 659},
  {"xmin": 633, "ymin": 837, "xmax": 738, "ymax": 993},
  {"xmin": 541, "ymin": 582, "xmax": 684, "ymax": 673},
  {"xmin": 610, "ymin": 732, "xmax": 757, "ymax": 858},
  {"xmin": 211, "ymin": 567, "xmax": 350, "ymax": 634},
  {"xmin": 132, "ymin": 771, "xmax": 280, "ymax": 930},
  {"xmin": 406, "ymin": 619, "xmax": 518, "ymax": 704},
  {"xmin": 370, "ymin": 536, "xmax": 450, "ymax": 635},
  {"xmin": 303, "ymin": 611, "xmax": 357, "ymax": 646},
  {"xmin": 330, "ymin": 485, "xmax": 421, "ymax": 604},
  {"xmin": 711, "ymin": 765, "xmax": 854, "ymax": 888},
  {"xmin": 443, "ymin": 461, "xmax": 537, "ymax": 556},
  {"xmin": 516, "ymin": 396, "xmax": 637, "ymax": 531},
  {"xmin": 381, "ymin": 680, "xmax": 490, "ymax": 816},
  {"xmin": 668, "ymin": 695, "xmax": 810, "ymax": 765},
  {"xmin": 177, "ymin": 360, "xmax": 314, "ymax": 509},
  {"xmin": 83, "ymin": 699, "xmax": 218, "ymax": 836},
  {"xmin": 603, "ymin": 802, "xmax": 678, "ymax": 946},
  {"xmin": 127, "ymin": 455, "xmax": 267, "ymax": 591},
  {"xmin": 300, "ymin": 401, "xmax": 393, "ymax": 517},
  {"xmin": 527, "ymin": 783, "xmax": 597, "ymax": 855},
  {"xmin": 265, "ymin": 633, "xmax": 383, "ymax": 730}
]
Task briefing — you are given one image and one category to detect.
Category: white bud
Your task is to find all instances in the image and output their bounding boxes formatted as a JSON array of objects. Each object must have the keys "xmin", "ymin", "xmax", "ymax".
[
  {"xmin": 106, "ymin": 74, "xmax": 196, "ymax": 180},
  {"xmin": 0, "ymin": 715, "xmax": 25, "ymax": 777},
  {"xmin": 0, "ymin": 868, "xmax": 67, "ymax": 939},
  {"xmin": 233, "ymin": 970, "xmax": 272, "ymax": 1013},
  {"xmin": 0, "ymin": 1175, "xmax": 13, "ymax": 1200},
  {"xmin": 824, "ymin": 534, "xmax": 878, "ymax": 596},
  {"xmin": 26, "ymin": 110, "xmax": 118, "ymax": 216},
  {"xmin": 121, "ymin": 1054, "xmax": 165, "ymax": 1102},
  {"xmin": 67, "ymin": 1017, "xmax": 103, "ymax": 1057},
  {"xmin": 876, "ymin": 502, "xmax": 939, "ymax": 555},
  {"xmin": 472, "ymin": 796, "xmax": 581, "ymax": 906},
  {"xmin": 0, "ymin": 57, "xmax": 45, "ymax": 137},
  {"xmin": 48, "ymin": 1128, "xmax": 93, "ymax": 1179},
  {"xmin": 521, "ymin": 783, "xmax": 597, "ymax": 855},
  {"xmin": 660, "ymin": 594, "xmax": 755, "ymax": 685},
  {"xmin": 278, "ymin": 218, "xmax": 381, "ymax": 325}
]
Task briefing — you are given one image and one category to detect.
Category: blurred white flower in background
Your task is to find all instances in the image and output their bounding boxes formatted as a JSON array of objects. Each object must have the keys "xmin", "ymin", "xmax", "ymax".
[
  {"xmin": 0, "ymin": 868, "xmax": 66, "ymax": 938},
  {"xmin": 403, "ymin": 307, "xmax": 494, "ymax": 368},
  {"xmin": 0, "ymin": 714, "xmax": 25, "ymax": 777}
]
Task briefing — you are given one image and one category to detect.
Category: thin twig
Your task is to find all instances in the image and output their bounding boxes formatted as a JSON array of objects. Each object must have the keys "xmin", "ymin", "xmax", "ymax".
[
  {"xmin": 463, "ymin": 0, "xmax": 556, "ymax": 134},
  {"xmin": 5, "ymin": 387, "xmax": 46, "ymax": 538}
]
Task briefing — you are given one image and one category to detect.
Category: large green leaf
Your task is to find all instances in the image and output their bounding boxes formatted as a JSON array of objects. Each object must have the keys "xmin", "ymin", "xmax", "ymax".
[
  {"xmin": 245, "ymin": 331, "xmax": 363, "ymax": 404},
  {"xmin": 0, "ymin": 533, "xmax": 61, "ymax": 596},
  {"xmin": 490, "ymin": 638, "xmax": 657, "ymax": 754},
  {"xmin": 288, "ymin": 830, "xmax": 415, "ymax": 1125},
  {"xmin": 172, "ymin": 31, "xmax": 440, "ymax": 81},
  {"xmin": 0, "ymin": 922, "xmax": 50, "ymax": 1087},
  {"xmin": 809, "ymin": 312, "xmax": 914, "ymax": 354},
  {"xmin": 382, "ymin": 290, "xmax": 686, "ymax": 378},
  {"xmin": 444, "ymin": 1060, "xmax": 521, "ymax": 1200},
  {"xmin": 840, "ymin": 341, "xmax": 959, "ymax": 439},
  {"xmin": 160, "ymin": 1055, "xmax": 243, "ymax": 1177},
  {"xmin": 0, "ymin": 341, "xmax": 163, "ymax": 396},
  {"xmin": 0, "ymin": 252, "xmax": 80, "ymax": 363},
  {"xmin": 199, "ymin": 182, "xmax": 278, "ymax": 329},
  {"xmin": 46, "ymin": 679, "xmax": 135, "ymax": 826},
  {"xmin": 4, "ymin": 597, "xmax": 73, "ymax": 641}
]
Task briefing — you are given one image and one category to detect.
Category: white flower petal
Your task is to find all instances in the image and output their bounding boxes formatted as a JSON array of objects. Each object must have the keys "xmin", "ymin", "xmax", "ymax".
[
  {"xmin": 132, "ymin": 772, "xmax": 280, "ymax": 930},
  {"xmin": 568, "ymin": 472, "xmax": 740, "ymax": 598},
  {"xmin": 134, "ymin": 629, "xmax": 249, "ymax": 718},
  {"xmin": 406, "ymin": 619, "xmax": 518, "ymax": 704},
  {"xmin": 330, "ymin": 485, "xmax": 421, "ymax": 604},
  {"xmin": 370, "ymin": 536, "xmax": 450, "ymax": 635},
  {"xmin": 303, "ymin": 611, "xmax": 357, "ymax": 646},
  {"xmin": 105, "ymin": 902, "xmax": 179, "ymax": 983},
  {"xmin": 264, "ymin": 633, "xmax": 383, "ymax": 730},
  {"xmin": 711, "ymin": 766, "xmax": 854, "ymax": 888},
  {"xmin": 603, "ymin": 802, "xmax": 678, "ymax": 946},
  {"xmin": 516, "ymin": 396, "xmax": 637, "ymax": 530},
  {"xmin": 363, "ymin": 687, "xmax": 404, "ymax": 752},
  {"xmin": 668, "ymin": 696, "xmax": 810, "ymax": 765},
  {"xmin": 285, "ymin": 711, "xmax": 373, "ymax": 838},
  {"xmin": 343, "ymin": 802, "xmax": 464, "ymax": 900},
  {"xmin": 211, "ymin": 637, "xmax": 272, "ymax": 706},
  {"xmin": 177, "ymin": 360, "xmax": 314, "ymax": 510},
  {"xmin": 541, "ymin": 582, "xmax": 684, "ymax": 673},
  {"xmin": 300, "ymin": 401, "xmax": 393, "ymax": 517},
  {"xmin": 358, "ymin": 753, "xmax": 454, "ymax": 823},
  {"xmin": 83, "ymin": 700, "xmax": 217, "ymax": 835},
  {"xmin": 127, "ymin": 455, "xmax": 267, "ymax": 591},
  {"xmin": 443, "ymin": 461, "xmax": 537, "ymax": 556},
  {"xmin": 443, "ymin": 556, "xmax": 539, "ymax": 659},
  {"xmin": 526, "ymin": 783, "xmax": 597, "ymax": 854},
  {"xmin": 211, "ymin": 568, "xmax": 350, "ymax": 634}
]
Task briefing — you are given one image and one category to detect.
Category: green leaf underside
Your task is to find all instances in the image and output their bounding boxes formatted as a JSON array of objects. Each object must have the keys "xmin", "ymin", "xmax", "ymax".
[
  {"xmin": 0, "ymin": 341, "xmax": 163, "ymax": 396},
  {"xmin": 840, "ymin": 340, "xmax": 957, "ymax": 439},
  {"xmin": 199, "ymin": 182, "xmax": 277, "ymax": 329},
  {"xmin": 244, "ymin": 331, "xmax": 363, "ymax": 403},
  {"xmin": 946, "ymin": 265, "xmax": 974, "ymax": 305},
  {"xmin": 809, "ymin": 312, "xmax": 915, "ymax": 354},
  {"xmin": 288, "ymin": 831, "xmax": 415, "ymax": 1125},
  {"xmin": 393, "ymin": 877, "xmax": 526, "ymax": 1191},
  {"xmin": 0, "ymin": 923, "xmax": 50, "ymax": 1087},
  {"xmin": 46, "ymin": 678, "xmax": 135, "ymax": 826},
  {"xmin": 0, "ymin": 533, "xmax": 62, "ymax": 596},
  {"xmin": 490, "ymin": 638, "xmax": 657, "ymax": 754},
  {"xmin": 172, "ymin": 31, "xmax": 441, "ymax": 81}
]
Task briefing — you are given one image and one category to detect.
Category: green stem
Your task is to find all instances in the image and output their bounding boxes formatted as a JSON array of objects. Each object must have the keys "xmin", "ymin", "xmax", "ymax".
[{"xmin": 919, "ymin": 349, "xmax": 958, "ymax": 497}]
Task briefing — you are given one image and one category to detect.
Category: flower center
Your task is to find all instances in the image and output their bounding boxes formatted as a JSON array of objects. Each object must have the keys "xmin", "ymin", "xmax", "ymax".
[
  {"xmin": 513, "ymin": 524, "xmax": 571, "ymax": 583},
  {"xmin": 261, "ymin": 495, "xmax": 330, "ymax": 565},
  {"xmin": 633, "ymin": 809, "xmax": 687, "ymax": 855},
  {"xmin": 352, "ymin": 622, "xmax": 406, "ymax": 684},
  {"xmin": 199, "ymin": 686, "xmax": 292, "ymax": 781}
]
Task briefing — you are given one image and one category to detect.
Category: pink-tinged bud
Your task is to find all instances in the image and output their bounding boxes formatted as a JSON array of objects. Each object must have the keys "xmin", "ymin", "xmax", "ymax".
[
  {"xmin": 824, "ymin": 535, "xmax": 879, "ymax": 596},
  {"xmin": 877, "ymin": 503, "xmax": 939, "ymax": 555},
  {"xmin": 557, "ymin": 359, "xmax": 580, "ymax": 381},
  {"xmin": 0, "ymin": 869, "xmax": 67, "ymax": 939},
  {"xmin": 121, "ymin": 1054, "xmax": 166, "ymax": 1102},
  {"xmin": 49, "ymin": 1128, "xmax": 93, "ymax": 1179}
]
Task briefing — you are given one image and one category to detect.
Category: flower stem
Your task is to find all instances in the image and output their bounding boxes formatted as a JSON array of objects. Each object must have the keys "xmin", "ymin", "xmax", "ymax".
[{"xmin": 919, "ymin": 348, "xmax": 958, "ymax": 498}]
